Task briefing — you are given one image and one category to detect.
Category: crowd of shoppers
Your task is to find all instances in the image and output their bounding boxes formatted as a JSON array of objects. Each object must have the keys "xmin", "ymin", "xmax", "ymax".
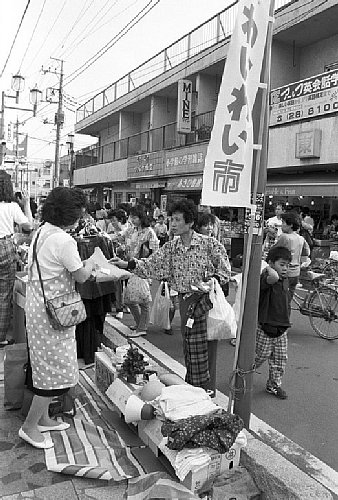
[{"xmin": 2, "ymin": 182, "xmax": 324, "ymax": 452}]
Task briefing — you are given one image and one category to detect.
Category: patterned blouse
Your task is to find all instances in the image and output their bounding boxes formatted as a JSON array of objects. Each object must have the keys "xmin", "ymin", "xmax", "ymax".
[
  {"xmin": 134, "ymin": 231, "xmax": 231, "ymax": 293},
  {"xmin": 123, "ymin": 226, "xmax": 159, "ymax": 259}
]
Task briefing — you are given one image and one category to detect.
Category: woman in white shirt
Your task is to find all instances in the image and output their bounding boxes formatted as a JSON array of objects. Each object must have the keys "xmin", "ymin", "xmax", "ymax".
[
  {"xmin": 20, "ymin": 187, "xmax": 95, "ymax": 449},
  {"xmin": 0, "ymin": 171, "xmax": 33, "ymax": 347}
]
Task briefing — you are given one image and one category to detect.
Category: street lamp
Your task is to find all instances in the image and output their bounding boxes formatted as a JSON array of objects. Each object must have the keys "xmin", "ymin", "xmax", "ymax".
[
  {"xmin": 29, "ymin": 86, "xmax": 42, "ymax": 117},
  {"xmin": 0, "ymin": 78, "xmax": 42, "ymax": 168},
  {"xmin": 11, "ymin": 73, "xmax": 25, "ymax": 104}
]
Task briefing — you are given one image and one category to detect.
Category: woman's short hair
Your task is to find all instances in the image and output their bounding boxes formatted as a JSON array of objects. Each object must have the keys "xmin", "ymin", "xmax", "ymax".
[
  {"xmin": 281, "ymin": 211, "xmax": 300, "ymax": 231},
  {"xmin": 0, "ymin": 171, "xmax": 15, "ymax": 202},
  {"xmin": 41, "ymin": 187, "xmax": 87, "ymax": 227},
  {"xmin": 197, "ymin": 213, "xmax": 215, "ymax": 230},
  {"xmin": 129, "ymin": 204, "xmax": 149, "ymax": 227},
  {"xmin": 168, "ymin": 199, "xmax": 197, "ymax": 224},
  {"xmin": 108, "ymin": 208, "xmax": 127, "ymax": 224}
]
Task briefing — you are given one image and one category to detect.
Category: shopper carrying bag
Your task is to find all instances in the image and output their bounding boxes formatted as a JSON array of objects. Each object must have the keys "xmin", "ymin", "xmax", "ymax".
[{"xmin": 33, "ymin": 229, "xmax": 87, "ymax": 330}]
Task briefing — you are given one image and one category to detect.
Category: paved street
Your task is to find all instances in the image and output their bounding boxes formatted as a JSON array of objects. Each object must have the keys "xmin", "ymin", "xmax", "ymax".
[{"xmin": 122, "ymin": 282, "xmax": 338, "ymax": 473}]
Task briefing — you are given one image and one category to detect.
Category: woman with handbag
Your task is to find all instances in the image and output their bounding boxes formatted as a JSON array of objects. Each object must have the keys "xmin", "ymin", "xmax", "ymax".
[
  {"xmin": 0, "ymin": 172, "xmax": 33, "ymax": 347},
  {"xmin": 121, "ymin": 205, "xmax": 159, "ymax": 337},
  {"xmin": 20, "ymin": 187, "xmax": 96, "ymax": 449}
]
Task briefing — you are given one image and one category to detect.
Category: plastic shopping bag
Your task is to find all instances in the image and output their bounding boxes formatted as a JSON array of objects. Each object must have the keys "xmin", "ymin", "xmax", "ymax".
[
  {"xmin": 207, "ymin": 278, "xmax": 237, "ymax": 340},
  {"xmin": 88, "ymin": 247, "xmax": 131, "ymax": 281},
  {"xmin": 4, "ymin": 343, "xmax": 28, "ymax": 410},
  {"xmin": 124, "ymin": 274, "xmax": 152, "ymax": 304},
  {"xmin": 149, "ymin": 281, "xmax": 171, "ymax": 330}
]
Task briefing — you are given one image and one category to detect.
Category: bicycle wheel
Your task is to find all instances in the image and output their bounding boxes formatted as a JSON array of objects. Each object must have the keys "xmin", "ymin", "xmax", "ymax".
[
  {"xmin": 322, "ymin": 260, "xmax": 338, "ymax": 279},
  {"xmin": 308, "ymin": 286, "xmax": 338, "ymax": 340}
]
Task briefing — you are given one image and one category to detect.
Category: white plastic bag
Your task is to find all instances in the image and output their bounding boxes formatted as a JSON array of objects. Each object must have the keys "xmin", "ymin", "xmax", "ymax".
[
  {"xmin": 149, "ymin": 281, "xmax": 171, "ymax": 330},
  {"xmin": 88, "ymin": 247, "xmax": 131, "ymax": 281},
  {"xmin": 124, "ymin": 274, "xmax": 152, "ymax": 304},
  {"xmin": 207, "ymin": 278, "xmax": 237, "ymax": 340}
]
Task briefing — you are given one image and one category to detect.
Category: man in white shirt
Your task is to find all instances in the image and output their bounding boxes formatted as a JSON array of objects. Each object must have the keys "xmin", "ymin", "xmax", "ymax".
[{"xmin": 263, "ymin": 204, "xmax": 284, "ymax": 258}]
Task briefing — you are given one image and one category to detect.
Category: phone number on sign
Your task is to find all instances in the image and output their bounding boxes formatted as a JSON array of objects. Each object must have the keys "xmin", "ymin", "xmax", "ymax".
[{"xmin": 271, "ymin": 100, "xmax": 338, "ymax": 125}]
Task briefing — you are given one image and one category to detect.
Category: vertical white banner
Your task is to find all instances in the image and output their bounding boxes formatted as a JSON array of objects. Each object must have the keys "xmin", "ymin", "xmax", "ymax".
[
  {"xmin": 201, "ymin": 0, "xmax": 273, "ymax": 207},
  {"xmin": 177, "ymin": 79, "xmax": 192, "ymax": 134}
]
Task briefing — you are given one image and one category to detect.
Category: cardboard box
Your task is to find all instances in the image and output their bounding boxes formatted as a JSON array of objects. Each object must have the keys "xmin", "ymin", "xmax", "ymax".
[
  {"xmin": 105, "ymin": 377, "xmax": 134, "ymax": 414},
  {"xmin": 137, "ymin": 418, "xmax": 163, "ymax": 456},
  {"xmin": 183, "ymin": 441, "xmax": 242, "ymax": 493},
  {"xmin": 95, "ymin": 352, "xmax": 117, "ymax": 394}
]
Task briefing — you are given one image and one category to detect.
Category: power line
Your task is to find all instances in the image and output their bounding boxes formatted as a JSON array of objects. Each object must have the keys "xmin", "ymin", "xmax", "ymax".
[
  {"xmin": 59, "ymin": 0, "xmax": 141, "ymax": 61},
  {"xmin": 64, "ymin": 0, "xmax": 161, "ymax": 87},
  {"xmin": 19, "ymin": 0, "xmax": 47, "ymax": 71},
  {"xmin": 23, "ymin": 0, "xmax": 67, "ymax": 75},
  {"xmin": 0, "ymin": 0, "xmax": 31, "ymax": 78},
  {"xmin": 50, "ymin": 0, "xmax": 94, "ymax": 59},
  {"xmin": 58, "ymin": 0, "xmax": 117, "ymax": 59}
]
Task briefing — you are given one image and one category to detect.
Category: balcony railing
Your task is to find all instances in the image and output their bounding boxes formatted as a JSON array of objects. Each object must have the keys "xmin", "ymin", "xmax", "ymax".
[
  {"xmin": 76, "ymin": 0, "xmax": 295, "ymax": 123},
  {"xmin": 74, "ymin": 110, "xmax": 215, "ymax": 169}
]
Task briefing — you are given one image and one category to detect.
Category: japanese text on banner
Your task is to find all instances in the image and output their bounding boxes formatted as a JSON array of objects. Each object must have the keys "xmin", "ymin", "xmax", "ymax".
[{"xmin": 201, "ymin": 0, "xmax": 273, "ymax": 208}]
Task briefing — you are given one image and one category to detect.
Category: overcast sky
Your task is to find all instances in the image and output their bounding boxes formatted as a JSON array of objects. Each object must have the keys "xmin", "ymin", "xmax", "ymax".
[{"xmin": 0, "ymin": 0, "xmax": 232, "ymax": 161}]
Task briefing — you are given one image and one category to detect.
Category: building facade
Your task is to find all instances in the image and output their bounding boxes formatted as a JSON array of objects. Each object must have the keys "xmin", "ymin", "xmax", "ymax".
[{"xmin": 74, "ymin": 0, "xmax": 338, "ymax": 229}]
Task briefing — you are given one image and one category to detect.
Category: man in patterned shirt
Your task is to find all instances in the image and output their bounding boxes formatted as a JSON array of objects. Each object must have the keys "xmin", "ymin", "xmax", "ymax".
[{"xmin": 112, "ymin": 199, "xmax": 231, "ymax": 396}]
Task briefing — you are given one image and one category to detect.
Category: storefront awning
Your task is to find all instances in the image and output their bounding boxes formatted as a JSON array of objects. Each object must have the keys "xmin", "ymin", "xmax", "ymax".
[
  {"xmin": 266, "ymin": 177, "xmax": 338, "ymax": 197},
  {"xmin": 165, "ymin": 175, "xmax": 203, "ymax": 191}
]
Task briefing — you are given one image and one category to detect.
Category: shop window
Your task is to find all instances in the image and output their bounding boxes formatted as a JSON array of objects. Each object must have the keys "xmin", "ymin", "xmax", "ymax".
[
  {"xmin": 114, "ymin": 192, "xmax": 123, "ymax": 208},
  {"xmin": 127, "ymin": 192, "xmax": 136, "ymax": 202}
]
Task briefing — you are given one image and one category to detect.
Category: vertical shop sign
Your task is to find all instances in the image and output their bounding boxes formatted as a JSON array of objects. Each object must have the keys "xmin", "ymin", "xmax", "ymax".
[
  {"xmin": 177, "ymin": 79, "xmax": 192, "ymax": 134},
  {"xmin": 201, "ymin": 0, "xmax": 273, "ymax": 208},
  {"xmin": 160, "ymin": 195, "xmax": 167, "ymax": 212}
]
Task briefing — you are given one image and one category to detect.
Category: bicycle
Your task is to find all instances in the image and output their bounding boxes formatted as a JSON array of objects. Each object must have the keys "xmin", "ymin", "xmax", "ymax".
[
  {"xmin": 292, "ymin": 271, "xmax": 338, "ymax": 340},
  {"xmin": 322, "ymin": 259, "xmax": 338, "ymax": 280}
]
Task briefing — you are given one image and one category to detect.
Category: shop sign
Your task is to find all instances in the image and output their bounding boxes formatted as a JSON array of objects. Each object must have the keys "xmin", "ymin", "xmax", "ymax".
[
  {"xmin": 166, "ymin": 176, "xmax": 203, "ymax": 191},
  {"xmin": 160, "ymin": 194, "xmax": 167, "ymax": 212},
  {"xmin": 134, "ymin": 154, "xmax": 153, "ymax": 173},
  {"xmin": 177, "ymin": 79, "xmax": 192, "ymax": 134},
  {"xmin": 133, "ymin": 181, "xmax": 166, "ymax": 189},
  {"xmin": 127, "ymin": 151, "xmax": 164, "ymax": 179},
  {"xmin": 266, "ymin": 186, "xmax": 296, "ymax": 196},
  {"xmin": 270, "ymin": 69, "xmax": 338, "ymax": 126},
  {"xmin": 244, "ymin": 193, "xmax": 264, "ymax": 236},
  {"xmin": 166, "ymin": 151, "xmax": 204, "ymax": 169},
  {"xmin": 295, "ymin": 130, "xmax": 321, "ymax": 158}
]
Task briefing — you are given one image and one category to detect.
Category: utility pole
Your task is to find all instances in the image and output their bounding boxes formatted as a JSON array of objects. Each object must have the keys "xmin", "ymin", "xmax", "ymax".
[
  {"xmin": 0, "ymin": 92, "xmax": 5, "ymax": 168},
  {"xmin": 15, "ymin": 118, "xmax": 19, "ymax": 186},
  {"xmin": 43, "ymin": 58, "xmax": 65, "ymax": 188},
  {"xmin": 53, "ymin": 58, "xmax": 64, "ymax": 188}
]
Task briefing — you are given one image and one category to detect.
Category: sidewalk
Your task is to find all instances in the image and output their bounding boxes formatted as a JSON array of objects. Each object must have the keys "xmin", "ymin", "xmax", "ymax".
[
  {"xmin": 0, "ymin": 342, "xmax": 257, "ymax": 500},
  {"xmin": 0, "ymin": 314, "xmax": 336, "ymax": 499}
]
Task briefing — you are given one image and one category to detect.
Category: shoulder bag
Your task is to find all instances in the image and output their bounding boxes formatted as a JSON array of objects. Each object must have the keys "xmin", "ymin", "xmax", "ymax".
[{"xmin": 33, "ymin": 230, "xmax": 87, "ymax": 330}]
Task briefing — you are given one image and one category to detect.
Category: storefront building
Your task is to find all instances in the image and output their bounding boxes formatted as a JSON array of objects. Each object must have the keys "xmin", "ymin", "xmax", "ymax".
[{"xmin": 74, "ymin": 0, "xmax": 338, "ymax": 237}]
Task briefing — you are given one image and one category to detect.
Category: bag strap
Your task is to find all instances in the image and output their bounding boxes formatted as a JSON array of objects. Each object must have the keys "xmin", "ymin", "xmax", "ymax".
[{"xmin": 32, "ymin": 229, "xmax": 49, "ymax": 309}]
